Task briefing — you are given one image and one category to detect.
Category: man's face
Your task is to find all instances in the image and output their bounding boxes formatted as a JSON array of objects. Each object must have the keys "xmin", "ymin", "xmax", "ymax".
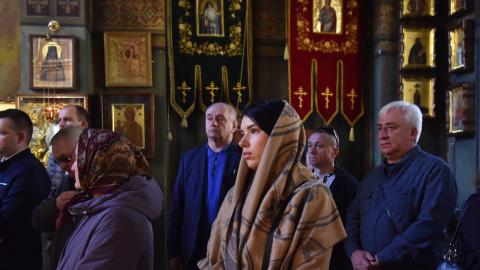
[
  {"xmin": 205, "ymin": 104, "xmax": 236, "ymax": 145},
  {"xmin": 58, "ymin": 106, "xmax": 85, "ymax": 129},
  {"xmin": 0, "ymin": 118, "xmax": 22, "ymax": 158},
  {"xmin": 52, "ymin": 138, "xmax": 76, "ymax": 176},
  {"xmin": 306, "ymin": 132, "xmax": 338, "ymax": 169},
  {"xmin": 377, "ymin": 108, "xmax": 417, "ymax": 163}
]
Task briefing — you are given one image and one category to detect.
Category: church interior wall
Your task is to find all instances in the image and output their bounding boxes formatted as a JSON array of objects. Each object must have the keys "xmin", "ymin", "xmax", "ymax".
[{"xmin": 0, "ymin": 1, "xmax": 20, "ymax": 100}]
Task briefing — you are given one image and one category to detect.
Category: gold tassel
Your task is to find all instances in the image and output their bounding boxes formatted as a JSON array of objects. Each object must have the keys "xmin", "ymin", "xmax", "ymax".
[
  {"xmin": 195, "ymin": 65, "xmax": 204, "ymax": 110},
  {"xmin": 349, "ymin": 126, "xmax": 355, "ymax": 142},
  {"xmin": 221, "ymin": 65, "xmax": 228, "ymax": 95},
  {"xmin": 284, "ymin": 43, "xmax": 289, "ymax": 60},
  {"xmin": 311, "ymin": 59, "xmax": 318, "ymax": 93},
  {"xmin": 195, "ymin": 65, "xmax": 202, "ymax": 94},
  {"xmin": 166, "ymin": 103, "xmax": 173, "ymax": 141},
  {"xmin": 181, "ymin": 117, "xmax": 188, "ymax": 128}
]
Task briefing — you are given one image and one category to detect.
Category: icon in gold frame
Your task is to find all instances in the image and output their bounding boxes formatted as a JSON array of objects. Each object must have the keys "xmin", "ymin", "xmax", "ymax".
[
  {"xmin": 447, "ymin": 83, "xmax": 475, "ymax": 136},
  {"xmin": 401, "ymin": 76, "xmax": 435, "ymax": 117},
  {"xmin": 400, "ymin": 0, "xmax": 435, "ymax": 18},
  {"xmin": 448, "ymin": 19, "xmax": 474, "ymax": 73},
  {"xmin": 312, "ymin": 0, "xmax": 343, "ymax": 34},
  {"xmin": 104, "ymin": 32, "xmax": 153, "ymax": 87}
]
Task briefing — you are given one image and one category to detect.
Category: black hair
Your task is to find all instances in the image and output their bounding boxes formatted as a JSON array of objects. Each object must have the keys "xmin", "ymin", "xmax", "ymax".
[
  {"xmin": 242, "ymin": 100, "xmax": 285, "ymax": 135},
  {"xmin": 0, "ymin": 109, "xmax": 34, "ymax": 142}
]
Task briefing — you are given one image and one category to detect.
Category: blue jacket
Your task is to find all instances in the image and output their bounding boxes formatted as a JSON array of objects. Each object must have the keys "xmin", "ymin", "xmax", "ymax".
[
  {"xmin": 0, "ymin": 148, "xmax": 51, "ymax": 270},
  {"xmin": 167, "ymin": 143, "xmax": 241, "ymax": 268},
  {"xmin": 345, "ymin": 146, "xmax": 457, "ymax": 268}
]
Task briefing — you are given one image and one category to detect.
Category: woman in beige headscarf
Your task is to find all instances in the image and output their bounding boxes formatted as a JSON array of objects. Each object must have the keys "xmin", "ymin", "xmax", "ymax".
[{"xmin": 199, "ymin": 100, "xmax": 346, "ymax": 269}]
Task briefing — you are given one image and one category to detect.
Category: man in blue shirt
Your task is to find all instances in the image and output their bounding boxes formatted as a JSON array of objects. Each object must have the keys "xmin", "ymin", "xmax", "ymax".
[
  {"xmin": 168, "ymin": 102, "xmax": 242, "ymax": 269},
  {"xmin": 345, "ymin": 101, "xmax": 457, "ymax": 270}
]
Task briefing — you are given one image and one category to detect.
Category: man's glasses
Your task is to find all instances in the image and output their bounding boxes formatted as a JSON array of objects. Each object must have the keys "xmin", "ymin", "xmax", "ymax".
[{"xmin": 54, "ymin": 154, "xmax": 72, "ymax": 165}]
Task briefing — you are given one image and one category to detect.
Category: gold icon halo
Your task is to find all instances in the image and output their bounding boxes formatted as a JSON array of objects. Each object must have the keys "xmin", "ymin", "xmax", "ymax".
[{"xmin": 41, "ymin": 41, "xmax": 62, "ymax": 59}]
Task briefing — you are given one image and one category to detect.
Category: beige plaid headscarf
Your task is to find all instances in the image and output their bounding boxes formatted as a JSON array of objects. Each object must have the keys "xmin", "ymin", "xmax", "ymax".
[{"xmin": 199, "ymin": 101, "xmax": 346, "ymax": 269}]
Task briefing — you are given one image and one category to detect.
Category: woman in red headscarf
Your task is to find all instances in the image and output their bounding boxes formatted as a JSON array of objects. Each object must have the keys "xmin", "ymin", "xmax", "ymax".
[{"xmin": 56, "ymin": 129, "xmax": 163, "ymax": 270}]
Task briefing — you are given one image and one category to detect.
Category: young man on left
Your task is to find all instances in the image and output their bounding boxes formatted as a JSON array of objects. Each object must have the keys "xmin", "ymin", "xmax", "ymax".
[{"xmin": 0, "ymin": 109, "xmax": 51, "ymax": 270}]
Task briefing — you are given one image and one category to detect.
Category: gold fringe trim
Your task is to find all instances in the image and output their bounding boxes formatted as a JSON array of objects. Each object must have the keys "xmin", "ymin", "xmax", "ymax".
[
  {"xmin": 166, "ymin": 101, "xmax": 173, "ymax": 141},
  {"xmin": 349, "ymin": 126, "xmax": 355, "ymax": 142},
  {"xmin": 181, "ymin": 117, "xmax": 188, "ymax": 128},
  {"xmin": 195, "ymin": 64, "xmax": 203, "ymax": 112},
  {"xmin": 284, "ymin": 43, "xmax": 289, "ymax": 60},
  {"xmin": 311, "ymin": 59, "xmax": 318, "ymax": 94},
  {"xmin": 221, "ymin": 65, "xmax": 229, "ymax": 96}
]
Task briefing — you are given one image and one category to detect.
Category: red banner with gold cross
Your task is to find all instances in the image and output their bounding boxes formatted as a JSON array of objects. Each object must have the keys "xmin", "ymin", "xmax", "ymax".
[{"xmin": 288, "ymin": 0, "xmax": 362, "ymax": 128}]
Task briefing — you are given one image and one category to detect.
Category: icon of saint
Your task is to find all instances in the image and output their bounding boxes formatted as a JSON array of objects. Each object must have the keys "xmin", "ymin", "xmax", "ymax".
[
  {"xmin": 407, "ymin": 0, "xmax": 428, "ymax": 15},
  {"xmin": 39, "ymin": 42, "xmax": 65, "ymax": 82},
  {"xmin": 318, "ymin": 0, "xmax": 337, "ymax": 33},
  {"xmin": 408, "ymin": 37, "xmax": 427, "ymax": 65},
  {"xmin": 455, "ymin": 35, "xmax": 464, "ymax": 67},
  {"xmin": 119, "ymin": 44, "xmax": 143, "ymax": 78},
  {"xmin": 413, "ymin": 83, "xmax": 428, "ymax": 113},
  {"xmin": 117, "ymin": 107, "xmax": 143, "ymax": 148},
  {"xmin": 201, "ymin": 1, "xmax": 221, "ymax": 35}
]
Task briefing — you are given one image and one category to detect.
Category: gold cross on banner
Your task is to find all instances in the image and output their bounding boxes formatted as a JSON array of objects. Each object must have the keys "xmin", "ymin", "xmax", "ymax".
[
  {"xmin": 293, "ymin": 86, "xmax": 308, "ymax": 108},
  {"xmin": 347, "ymin": 88, "xmax": 358, "ymax": 110},
  {"xmin": 321, "ymin": 87, "xmax": 333, "ymax": 109},
  {"xmin": 233, "ymin": 81, "xmax": 246, "ymax": 104},
  {"xmin": 205, "ymin": 81, "xmax": 219, "ymax": 103},
  {"xmin": 176, "ymin": 81, "xmax": 191, "ymax": 103}
]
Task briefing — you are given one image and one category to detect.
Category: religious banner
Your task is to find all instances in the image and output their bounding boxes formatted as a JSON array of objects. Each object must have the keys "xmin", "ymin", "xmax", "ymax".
[
  {"xmin": 288, "ymin": 0, "xmax": 363, "ymax": 131},
  {"xmin": 168, "ymin": 0, "xmax": 252, "ymax": 127}
]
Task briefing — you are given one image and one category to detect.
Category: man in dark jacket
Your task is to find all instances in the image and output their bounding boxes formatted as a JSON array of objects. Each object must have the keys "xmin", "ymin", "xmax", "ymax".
[
  {"xmin": 0, "ymin": 109, "xmax": 51, "ymax": 270},
  {"xmin": 345, "ymin": 101, "xmax": 457, "ymax": 270},
  {"xmin": 168, "ymin": 102, "xmax": 242, "ymax": 269},
  {"xmin": 306, "ymin": 127, "xmax": 359, "ymax": 270},
  {"xmin": 32, "ymin": 126, "xmax": 84, "ymax": 270}
]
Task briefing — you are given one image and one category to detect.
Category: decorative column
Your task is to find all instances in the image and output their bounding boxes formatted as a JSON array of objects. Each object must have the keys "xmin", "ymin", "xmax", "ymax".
[{"xmin": 372, "ymin": 0, "xmax": 399, "ymax": 165}]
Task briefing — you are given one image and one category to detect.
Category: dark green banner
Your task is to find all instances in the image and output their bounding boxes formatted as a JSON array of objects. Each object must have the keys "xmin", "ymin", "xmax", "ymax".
[{"xmin": 168, "ymin": 0, "xmax": 252, "ymax": 126}]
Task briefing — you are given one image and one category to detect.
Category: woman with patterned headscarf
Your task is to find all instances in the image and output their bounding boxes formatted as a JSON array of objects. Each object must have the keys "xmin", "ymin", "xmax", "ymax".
[
  {"xmin": 56, "ymin": 129, "xmax": 164, "ymax": 270},
  {"xmin": 198, "ymin": 100, "xmax": 346, "ymax": 269}
]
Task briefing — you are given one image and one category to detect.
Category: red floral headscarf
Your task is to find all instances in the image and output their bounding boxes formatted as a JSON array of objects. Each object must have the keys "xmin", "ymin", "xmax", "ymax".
[
  {"xmin": 55, "ymin": 128, "xmax": 148, "ymax": 229},
  {"xmin": 76, "ymin": 128, "xmax": 148, "ymax": 191}
]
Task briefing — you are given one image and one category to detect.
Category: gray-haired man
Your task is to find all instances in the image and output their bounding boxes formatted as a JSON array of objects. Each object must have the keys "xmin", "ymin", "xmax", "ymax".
[{"xmin": 345, "ymin": 101, "xmax": 457, "ymax": 270}]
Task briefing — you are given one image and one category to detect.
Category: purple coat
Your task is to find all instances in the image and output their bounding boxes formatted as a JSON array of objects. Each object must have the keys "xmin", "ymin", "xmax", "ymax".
[{"xmin": 56, "ymin": 175, "xmax": 164, "ymax": 270}]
